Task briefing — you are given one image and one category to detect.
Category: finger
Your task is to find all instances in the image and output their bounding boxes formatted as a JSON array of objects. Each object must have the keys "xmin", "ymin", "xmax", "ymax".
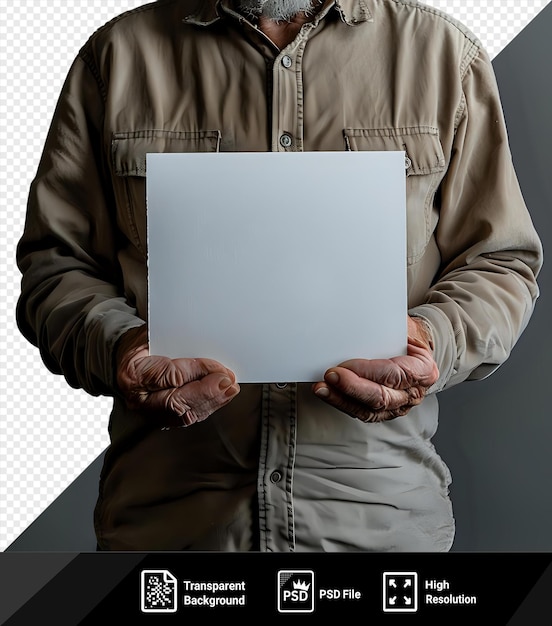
[
  {"xmin": 171, "ymin": 358, "xmax": 236, "ymax": 385},
  {"xmin": 162, "ymin": 372, "xmax": 240, "ymax": 425},
  {"xmin": 312, "ymin": 382, "xmax": 419, "ymax": 423},
  {"xmin": 132, "ymin": 356, "xmax": 235, "ymax": 392},
  {"xmin": 338, "ymin": 348, "xmax": 438, "ymax": 390},
  {"xmin": 316, "ymin": 367, "xmax": 425, "ymax": 411},
  {"xmin": 132, "ymin": 371, "xmax": 240, "ymax": 422},
  {"xmin": 332, "ymin": 359, "xmax": 413, "ymax": 390},
  {"xmin": 131, "ymin": 355, "xmax": 186, "ymax": 391}
]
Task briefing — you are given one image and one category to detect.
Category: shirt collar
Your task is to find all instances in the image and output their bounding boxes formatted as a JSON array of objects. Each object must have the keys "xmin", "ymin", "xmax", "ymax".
[{"xmin": 182, "ymin": 0, "xmax": 374, "ymax": 27}]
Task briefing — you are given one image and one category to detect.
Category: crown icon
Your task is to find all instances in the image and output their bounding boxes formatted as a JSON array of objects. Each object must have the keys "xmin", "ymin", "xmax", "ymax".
[{"xmin": 293, "ymin": 580, "xmax": 311, "ymax": 592}]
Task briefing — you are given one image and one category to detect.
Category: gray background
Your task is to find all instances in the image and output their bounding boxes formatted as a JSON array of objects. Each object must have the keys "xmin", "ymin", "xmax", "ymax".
[
  {"xmin": 434, "ymin": 2, "xmax": 552, "ymax": 551},
  {"xmin": 5, "ymin": 4, "xmax": 552, "ymax": 553}
]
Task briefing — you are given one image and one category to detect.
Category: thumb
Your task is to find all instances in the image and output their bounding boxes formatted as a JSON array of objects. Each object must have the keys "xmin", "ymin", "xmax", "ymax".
[{"xmin": 163, "ymin": 371, "xmax": 241, "ymax": 425}]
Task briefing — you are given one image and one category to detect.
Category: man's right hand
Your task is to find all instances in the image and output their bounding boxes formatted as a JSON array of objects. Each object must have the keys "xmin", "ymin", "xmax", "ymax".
[{"xmin": 115, "ymin": 325, "xmax": 240, "ymax": 428}]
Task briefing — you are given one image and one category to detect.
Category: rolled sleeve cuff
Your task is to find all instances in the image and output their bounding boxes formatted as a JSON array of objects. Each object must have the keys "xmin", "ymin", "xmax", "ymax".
[
  {"xmin": 84, "ymin": 303, "xmax": 146, "ymax": 396},
  {"xmin": 408, "ymin": 304, "xmax": 457, "ymax": 394}
]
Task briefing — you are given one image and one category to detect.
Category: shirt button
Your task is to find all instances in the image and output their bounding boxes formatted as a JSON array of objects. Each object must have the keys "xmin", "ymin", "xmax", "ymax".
[
  {"xmin": 281, "ymin": 55, "xmax": 292, "ymax": 68},
  {"xmin": 280, "ymin": 133, "xmax": 292, "ymax": 148},
  {"xmin": 405, "ymin": 155, "xmax": 412, "ymax": 170},
  {"xmin": 270, "ymin": 470, "xmax": 283, "ymax": 483}
]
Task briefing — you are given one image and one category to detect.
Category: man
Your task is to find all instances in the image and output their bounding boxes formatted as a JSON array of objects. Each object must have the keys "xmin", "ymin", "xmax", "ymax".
[{"xmin": 16, "ymin": 0, "xmax": 543, "ymax": 551}]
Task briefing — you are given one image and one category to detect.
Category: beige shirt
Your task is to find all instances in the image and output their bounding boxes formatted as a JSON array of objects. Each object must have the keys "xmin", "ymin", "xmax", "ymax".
[{"xmin": 16, "ymin": 0, "xmax": 543, "ymax": 551}]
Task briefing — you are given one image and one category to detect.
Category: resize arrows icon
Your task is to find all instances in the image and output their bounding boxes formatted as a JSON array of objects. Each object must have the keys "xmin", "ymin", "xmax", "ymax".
[{"xmin": 383, "ymin": 572, "xmax": 418, "ymax": 612}]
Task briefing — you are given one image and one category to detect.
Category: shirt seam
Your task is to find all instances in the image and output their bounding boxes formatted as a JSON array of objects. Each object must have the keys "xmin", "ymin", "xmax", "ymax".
[
  {"xmin": 286, "ymin": 386, "xmax": 297, "ymax": 551},
  {"xmin": 258, "ymin": 384, "xmax": 271, "ymax": 551},
  {"xmin": 454, "ymin": 42, "xmax": 481, "ymax": 131},
  {"xmin": 395, "ymin": 0, "xmax": 482, "ymax": 50},
  {"xmin": 77, "ymin": 0, "xmax": 183, "ymax": 101}
]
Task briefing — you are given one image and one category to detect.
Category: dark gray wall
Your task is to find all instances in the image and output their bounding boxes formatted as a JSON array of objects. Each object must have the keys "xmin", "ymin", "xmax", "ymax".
[
  {"xmin": 6, "ymin": 4, "xmax": 552, "ymax": 553},
  {"xmin": 434, "ymin": 2, "xmax": 552, "ymax": 551}
]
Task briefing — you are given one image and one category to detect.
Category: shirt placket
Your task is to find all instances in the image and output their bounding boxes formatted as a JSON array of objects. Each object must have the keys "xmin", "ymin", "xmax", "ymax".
[
  {"xmin": 257, "ymin": 27, "xmax": 316, "ymax": 553},
  {"xmin": 258, "ymin": 382, "xmax": 297, "ymax": 551},
  {"xmin": 270, "ymin": 28, "xmax": 312, "ymax": 152}
]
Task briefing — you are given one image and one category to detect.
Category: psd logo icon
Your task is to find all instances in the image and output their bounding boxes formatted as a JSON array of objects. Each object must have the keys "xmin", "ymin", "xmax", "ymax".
[{"xmin": 277, "ymin": 570, "xmax": 315, "ymax": 613}]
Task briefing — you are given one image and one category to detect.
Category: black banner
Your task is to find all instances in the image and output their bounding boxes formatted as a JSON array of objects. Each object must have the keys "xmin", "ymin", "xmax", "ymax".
[{"xmin": 1, "ymin": 552, "xmax": 551, "ymax": 625}]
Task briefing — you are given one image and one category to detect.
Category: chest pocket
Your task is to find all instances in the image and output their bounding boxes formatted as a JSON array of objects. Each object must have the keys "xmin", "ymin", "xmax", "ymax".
[
  {"xmin": 111, "ymin": 129, "xmax": 221, "ymax": 254},
  {"xmin": 343, "ymin": 126, "xmax": 446, "ymax": 264}
]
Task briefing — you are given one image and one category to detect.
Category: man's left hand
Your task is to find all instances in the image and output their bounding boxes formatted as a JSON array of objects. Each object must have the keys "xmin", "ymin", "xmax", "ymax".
[{"xmin": 312, "ymin": 316, "xmax": 439, "ymax": 423}]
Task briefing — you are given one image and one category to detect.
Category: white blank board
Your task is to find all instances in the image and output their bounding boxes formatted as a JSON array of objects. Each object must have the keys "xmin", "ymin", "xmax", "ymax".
[{"xmin": 146, "ymin": 151, "xmax": 407, "ymax": 383}]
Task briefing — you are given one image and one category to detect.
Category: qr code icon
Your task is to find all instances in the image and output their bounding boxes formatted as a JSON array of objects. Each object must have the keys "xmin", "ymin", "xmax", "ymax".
[{"xmin": 140, "ymin": 570, "xmax": 178, "ymax": 613}]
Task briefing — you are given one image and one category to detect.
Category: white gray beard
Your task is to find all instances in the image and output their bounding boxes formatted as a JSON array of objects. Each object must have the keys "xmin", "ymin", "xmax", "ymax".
[{"xmin": 239, "ymin": 0, "xmax": 317, "ymax": 22}]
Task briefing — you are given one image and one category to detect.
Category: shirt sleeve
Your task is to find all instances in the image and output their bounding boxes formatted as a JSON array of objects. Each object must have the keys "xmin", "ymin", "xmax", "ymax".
[
  {"xmin": 409, "ymin": 46, "xmax": 543, "ymax": 392},
  {"xmin": 16, "ymin": 55, "xmax": 144, "ymax": 397}
]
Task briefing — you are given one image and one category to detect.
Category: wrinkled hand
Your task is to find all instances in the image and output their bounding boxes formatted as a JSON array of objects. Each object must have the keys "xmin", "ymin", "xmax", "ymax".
[
  {"xmin": 312, "ymin": 317, "xmax": 439, "ymax": 423},
  {"xmin": 115, "ymin": 325, "xmax": 240, "ymax": 428}
]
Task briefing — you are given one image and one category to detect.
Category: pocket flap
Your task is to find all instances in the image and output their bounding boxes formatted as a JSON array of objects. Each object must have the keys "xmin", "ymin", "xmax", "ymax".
[
  {"xmin": 344, "ymin": 126, "xmax": 445, "ymax": 175},
  {"xmin": 112, "ymin": 129, "xmax": 221, "ymax": 176}
]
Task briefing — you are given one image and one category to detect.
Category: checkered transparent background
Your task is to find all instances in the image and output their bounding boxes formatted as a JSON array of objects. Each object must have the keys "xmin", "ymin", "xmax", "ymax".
[{"xmin": 1, "ymin": 1, "xmax": 549, "ymax": 551}]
